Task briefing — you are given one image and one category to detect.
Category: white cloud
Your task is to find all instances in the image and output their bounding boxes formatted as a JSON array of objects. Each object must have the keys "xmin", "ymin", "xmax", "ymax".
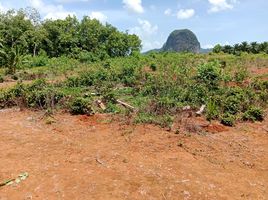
[
  {"xmin": 44, "ymin": 10, "xmax": 75, "ymax": 20},
  {"xmin": 130, "ymin": 19, "xmax": 159, "ymax": 51},
  {"xmin": 89, "ymin": 11, "xmax": 108, "ymax": 23},
  {"xmin": 28, "ymin": 0, "xmax": 75, "ymax": 20},
  {"xmin": 164, "ymin": 8, "xmax": 172, "ymax": 16},
  {"xmin": 123, "ymin": 0, "xmax": 144, "ymax": 14},
  {"xmin": 142, "ymin": 41, "xmax": 162, "ymax": 52},
  {"xmin": 130, "ymin": 19, "xmax": 158, "ymax": 36},
  {"xmin": 0, "ymin": 3, "xmax": 7, "ymax": 12},
  {"xmin": 208, "ymin": 0, "xmax": 236, "ymax": 13},
  {"xmin": 177, "ymin": 9, "xmax": 195, "ymax": 19}
]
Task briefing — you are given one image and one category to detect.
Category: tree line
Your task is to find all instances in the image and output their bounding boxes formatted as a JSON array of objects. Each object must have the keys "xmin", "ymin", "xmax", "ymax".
[
  {"xmin": 0, "ymin": 8, "xmax": 141, "ymax": 73},
  {"xmin": 213, "ymin": 41, "xmax": 268, "ymax": 55}
]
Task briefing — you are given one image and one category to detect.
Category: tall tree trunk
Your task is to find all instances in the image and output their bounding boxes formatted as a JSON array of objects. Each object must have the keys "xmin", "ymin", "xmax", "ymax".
[{"xmin": 33, "ymin": 43, "xmax": 37, "ymax": 57}]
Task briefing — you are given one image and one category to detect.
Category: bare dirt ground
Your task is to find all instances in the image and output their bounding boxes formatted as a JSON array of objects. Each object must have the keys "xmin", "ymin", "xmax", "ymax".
[
  {"xmin": 0, "ymin": 109, "xmax": 268, "ymax": 200},
  {"xmin": 0, "ymin": 81, "xmax": 33, "ymax": 90}
]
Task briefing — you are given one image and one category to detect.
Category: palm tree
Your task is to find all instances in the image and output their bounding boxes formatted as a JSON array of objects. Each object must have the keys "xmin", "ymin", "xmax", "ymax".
[
  {"xmin": 222, "ymin": 45, "xmax": 233, "ymax": 54},
  {"xmin": 0, "ymin": 43, "xmax": 26, "ymax": 74},
  {"xmin": 259, "ymin": 42, "xmax": 268, "ymax": 53},
  {"xmin": 240, "ymin": 41, "xmax": 250, "ymax": 52},
  {"xmin": 250, "ymin": 42, "xmax": 259, "ymax": 54}
]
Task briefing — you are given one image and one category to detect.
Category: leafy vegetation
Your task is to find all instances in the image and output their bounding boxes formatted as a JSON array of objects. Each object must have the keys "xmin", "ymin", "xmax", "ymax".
[
  {"xmin": 0, "ymin": 52, "xmax": 267, "ymax": 128},
  {"xmin": 242, "ymin": 107, "xmax": 264, "ymax": 122},
  {"xmin": 0, "ymin": 7, "xmax": 268, "ymax": 129},
  {"xmin": 0, "ymin": 8, "xmax": 141, "ymax": 74}
]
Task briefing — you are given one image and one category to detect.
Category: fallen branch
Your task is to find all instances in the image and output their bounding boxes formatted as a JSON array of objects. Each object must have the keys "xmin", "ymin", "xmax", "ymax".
[
  {"xmin": 95, "ymin": 153, "xmax": 106, "ymax": 167},
  {"xmin": 0, "ymin": 179, "xmax": 15, "ymax": 187},
  {"xmin": 96, "ymin": 157, "xmax": 105, "ymax": 165},
  {"xmin": 0, "ymin": 172, "xmax": 28, "ymax": 188},
  {"xmin": 196, "ymin": 105, "xmax": 206, "ymax": 116},
  {"xmin": 116, "ymin": 99, "xmax": 136, "ymax": 111},
  {"xmin": 96, "ymin": 100, "xmax": 106, "ymax": 110}
]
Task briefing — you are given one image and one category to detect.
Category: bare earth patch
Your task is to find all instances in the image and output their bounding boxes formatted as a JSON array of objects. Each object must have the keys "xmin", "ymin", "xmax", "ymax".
[{"xmin": 0, "ymin": 109, "xmax": 267, "ymax": 199}]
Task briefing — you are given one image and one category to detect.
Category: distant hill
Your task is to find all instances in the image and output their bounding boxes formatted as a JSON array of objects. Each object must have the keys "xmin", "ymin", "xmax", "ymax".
[
  {"xmin": 144, "ymin": 29, "xmax": 204, "ymax": 54},
  {"xmin": 162, "ymin": 29, "xmax": 200, "ymax": 53},
  {"xmin": 200, "ymin": 48, "xmax": 212, "ymax": 54}
]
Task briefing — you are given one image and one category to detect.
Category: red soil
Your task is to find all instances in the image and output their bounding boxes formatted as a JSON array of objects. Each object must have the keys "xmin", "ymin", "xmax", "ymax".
[{"xmin": 0, "ymin": 109, "xmax": 267, "ymax": 199}]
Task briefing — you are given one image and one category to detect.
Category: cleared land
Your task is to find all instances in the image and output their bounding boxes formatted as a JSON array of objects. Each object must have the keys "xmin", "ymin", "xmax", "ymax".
[{"xmin": 0, "ymin": 108, "xmax": 267, "ymax": 199}]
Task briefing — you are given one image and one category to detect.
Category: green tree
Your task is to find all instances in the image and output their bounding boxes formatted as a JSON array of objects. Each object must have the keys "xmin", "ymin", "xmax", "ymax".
[
  {"xmin": 213, "ymin": 44, "xmax": 222, "ymax": 53},
  {"xmin": 222, "ymin": 45, "xmax": 233, "ymax": 54},
  {"xmin": 240, "ymin": 41, "xmax": 250, "ymax": 53},
  {"xmin": 42, "ymin": 16, "xmax": 80, "ymax": 57},
  {"xmin": 250, "ymin": 42, "xmax": 259, "ymax": 54},
  {"xmin": 0, "ymin": 9, "xmax": 33, "ymax": 73}
]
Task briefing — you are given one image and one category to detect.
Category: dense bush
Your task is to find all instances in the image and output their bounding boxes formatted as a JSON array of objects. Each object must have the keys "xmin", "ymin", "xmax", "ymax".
[
  {"xmin": 206, "ymin": 99, "xmax": 219, "ymax": 121},
  {"xmin": 221, "ymin": 113, "xmax": 236, "ymax": 127},
  {"xmin": 150, "ymin": 63, "xmax": 157, "ymax": 71},
  {"xmin": 78, "ymin": 51, "xmax": 100, "ymax": 63},
  {"xmin": 69, "ymin": 97, "xmax": 94, "ymax": 115},
  {"xmin": 196, "ymin": 61, "xmax": 221, "ymax": 89},
  {"xmin": 29, "ymin": 55, "xmax": 49, "ymax": 67},
  {"xmin": 242, "ymin": 107, "xmax": 264, "ymax": 122}
]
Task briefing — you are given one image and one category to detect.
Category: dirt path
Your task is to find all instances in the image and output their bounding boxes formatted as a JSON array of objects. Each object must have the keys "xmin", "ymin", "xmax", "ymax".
[{"xmin": 0, "ymin": 109, "xmax": 267, "ymax": 200}]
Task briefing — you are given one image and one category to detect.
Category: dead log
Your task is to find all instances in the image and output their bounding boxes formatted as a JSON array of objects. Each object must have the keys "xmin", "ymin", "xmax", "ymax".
[{"xmin": 116, "ymin": 99, "xmax": 136, "ymax": 111}]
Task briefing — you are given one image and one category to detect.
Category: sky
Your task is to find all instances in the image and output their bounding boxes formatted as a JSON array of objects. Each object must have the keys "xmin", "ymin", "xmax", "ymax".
[{"xmin": 0, "ymin": 0, "xmax": 267, "ymax": 52}]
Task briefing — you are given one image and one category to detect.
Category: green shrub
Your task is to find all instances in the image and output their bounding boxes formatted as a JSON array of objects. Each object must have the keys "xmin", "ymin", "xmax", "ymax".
[
  {"xmin": 8, "ymin": 83, "xmax": 26, "ymax": 97},
  {"xmin": 11, "ymin": 74, "xmax": 18, "ymax": 80},
  {"xmin": 219, "ymin": 60, "xmax": 227, "ymax": 68},
  {"xmin": 65, "ymin": 76, "xmax": 80, "ymax": 87},
  {"xmin": 25, "ymin": 87, "xmax": 64, "ymax": 109},
  {"xmin": 206, "ymin": 99, "xmax": 219, "ymax": 121},
  {"xmin": 119, "ymin": 65, "xmax": 137, "ymax": 86},
  {"xmin": 69, "ymin": 97, "xmax": 94, "ymax": 115},
  {"xmin": 78, "ymin": 51, "xmax": 99, "ymax": 63},
  {"xmin": 223, "ymin": 87, "xmax": 247, "ymax": 115},
  {"xmin": 183, "ymin": 83, "xmax": 208, "ymax": 105},
  {"xmin": 135, "ymin": 112, "xmax": 173, "ymax": 128},
  {"xmin": 150, "ymin": 63, "xmax": 157, "ymax": 71},
  {"xmin": 242, "ymin": 107, "xmax": 264, "ymax": 122},
  {"xmin": 221, "ymin": 113, "xmax": 235, "ymax": 126},
  {"xmin": 223, "ymin": 96, "xmax": 241, "ymax": 115},
  {"xmin": 102, "ymin": 91, "xmax": 117, "ymax": 104},
  {"xmin": 30, "ymin": 55, "xmax": 49, "ymax": 67},
  {"xmin": 150, "ymin": 97, "xmax": 177, "ymax": 115},
  {"xmin": 0, "ymin": 75, "xmax": 4, "ymax": 83},
  {"xmin": 252, "ymin": 80, "xmax": 268, "ymax": 90},
  {"xmin": 233, "ymin": 68, "xmax": 248, "ymax": 82},
  {"xmin": 197, "ymin": 61, "xmax": 221, "ymax": 89}
]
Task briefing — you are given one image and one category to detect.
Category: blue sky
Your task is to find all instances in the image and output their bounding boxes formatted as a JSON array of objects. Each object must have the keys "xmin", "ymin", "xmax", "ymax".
[{"xmin": 0, "ymin": 0, "xmax": 267, "ymax": 51}]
